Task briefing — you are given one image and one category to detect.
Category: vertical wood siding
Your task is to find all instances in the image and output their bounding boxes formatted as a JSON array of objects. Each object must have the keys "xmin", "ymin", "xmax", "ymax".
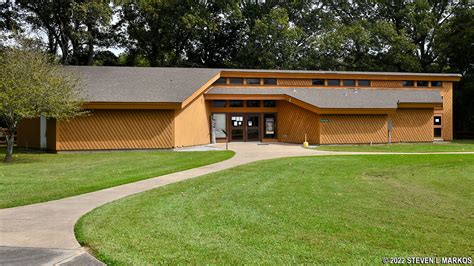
[
  {"xmin": 277, "ymin": 100, "xmax": 319, "ymax": 144},
  {"xmin": 17, "ymin": 118, "xmax": 41, "ymax": 149},
  {"xmin": 320, "ymin": 115, "xmax": 388, "ymax": 144},
  {"xmin": 390, "ymin": 109, "xmax": 433, "ymax": 142},
  {"xmin": 371, "ymin": 80, "xmax": 403, "ymax": 87},
  {"xmin": 441, "ymin": 82, "xmax": 453, "ymax": 140},
  {"xmin": 57, "ymin": 109, "xmax": 174, "ymax": 150},
  {"xmin": 174, "ymin": 95, "xmax": 211, "ymax": 147},
  {"xmin": 278, "ymin": 79, "xmax": 312, "ymax": 86}
]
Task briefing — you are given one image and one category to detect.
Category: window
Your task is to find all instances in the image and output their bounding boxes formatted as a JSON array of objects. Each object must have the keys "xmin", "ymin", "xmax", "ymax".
[
  {"xmin": 434, "ymin": 116, "xmax": 442, "ymax": 125},
  {"xmin": 431, "ymin": 81, "xmax": 442, "ymax": 87},
  {"xmin": 229, "ymin": 100, "xmax": 244, "ymax": 107},
  {"xmin": 247, "ymin": 78, "xmax": 260, "ymax": 85},
  {"xmin": 246, "ymin": 100, "xmax": 260, "ymax": 107},
  {"xmin": 264, "ymin": 100, "xmax": 276, "ymax": 107},
  {"xmin": 328, "ymin": 79, "xmax": 340, "ymax": 86},
  {"xmin": 403, "ymin": 80, "xmax": 414, "ymax": 86},
  {"xmin": 343, "ymin": 80, "xmax": 356, "ymax": 86},
  {"xmin": 417, "ymin": 80, "xmax": 429, "ymax": 87},
  {"xmin": 312, "ymin": 79, "xmax": 325, "ymax": 86},
  {"xmin": 213, "ymin": 78, "xmax": 226, "ymax": 85},
  {"xmin": 358, "ymin": 80, "xmax": 370, "ymax": 86},
  {"xmin": 212, "ymin": 114, "xmax": 226, "ymax": 138},
  {"xmin": 212, "ymin": 100, "xmax": 226, "ymax": 107},
  {"xmin": 434, "ymin": 128, "xmax": 442, "ymax": 138},
  {"xmin": 264, "ymin": 113, "xmax": 276, "ymax": 138},
  {"xmin": 229, "ymin": 78, "xmax": 244, "ymax": 85},
  {"xmin": 263, "ymin": 78, "xmax": 277, "ymax": 85}
]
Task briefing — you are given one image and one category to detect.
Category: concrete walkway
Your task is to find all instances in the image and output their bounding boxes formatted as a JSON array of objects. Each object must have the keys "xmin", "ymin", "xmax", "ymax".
[{"xmin": 1, "ymin": 142, "xmax": 473, "ymax": 265}]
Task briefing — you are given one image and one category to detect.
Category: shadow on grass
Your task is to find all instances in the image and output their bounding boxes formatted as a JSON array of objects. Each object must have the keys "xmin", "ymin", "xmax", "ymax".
[{"xmin": 0, "ymin": 147, "xmax": 47, "ymax": 164}]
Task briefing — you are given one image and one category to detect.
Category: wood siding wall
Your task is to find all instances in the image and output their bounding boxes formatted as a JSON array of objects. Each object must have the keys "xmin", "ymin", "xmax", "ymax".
[
  {"xmin": 371, "ymin": 80, "xmax": 403, "ymax": 87},
  {"xmin": 278, "ymin": 79, "xmax": 312, "ymax": 86},
  {"xmin": 320, "ymin": 114, "xmax": 388, "ymax": 144},
  {"xmin": 17, "ymin": 118, "xmax": 40, "ymax": 148},
  {"xmin": 390, "ymin": 109, "xmax": 433, "ymax": 142},
  {"xmin": 277, "ymin": 101, "xmax": 319, "ymax": 144},
  {"xmin": 441, "ymin": 82, "xmax": 453, "ymax": 140},
  {"xmin": 174, "ymin": 94, "xmax": 211, "ymax": 147},
  {"xmin": 57, "ymin": 109, "xmax": 174, "ymax": 150}
]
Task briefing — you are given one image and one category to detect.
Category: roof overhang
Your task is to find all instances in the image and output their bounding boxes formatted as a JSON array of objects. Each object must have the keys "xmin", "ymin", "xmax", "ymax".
[
  {"xmin": 205, "ymin": 94, "xmax": 397, "ymax": 115},
  {"xmin": 398, "ymin": 102, "xmax": 443, "ymax": 109},
  {"xmin": 219, "ymin": 70, "xmax": 462, "ymax": 82},
  {"xmin": 83, "ymin": 102, "xmax": 181, "ymax": 110},
  {"xmin": 205, "ymin": 87, "xmax": 443, "ymax": 115}
]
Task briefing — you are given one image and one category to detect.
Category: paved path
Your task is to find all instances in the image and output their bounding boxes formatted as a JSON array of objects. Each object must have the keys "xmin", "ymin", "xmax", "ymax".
[{"xmin": 1, "ymin": 143, "xmax": 473, "ymax": 265}]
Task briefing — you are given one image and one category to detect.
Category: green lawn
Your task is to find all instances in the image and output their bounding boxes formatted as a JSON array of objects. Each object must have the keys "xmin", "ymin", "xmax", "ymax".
[
  {"xmin": 315, "ymin": 140, "xmax": 474, "ymax": 153},
  {"xmin": 76, "ymin": 154, "xmax": 474, "ymax": 264},
  {"xmin": 0, "ymin": 149, "xmax": 234, "ymax": 208}
]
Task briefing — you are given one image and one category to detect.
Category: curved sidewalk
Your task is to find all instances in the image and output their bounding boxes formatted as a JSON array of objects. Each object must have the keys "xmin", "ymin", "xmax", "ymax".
[{"xmin": 1, "ymin": 143, "xmax": 473, "ymax": 265}]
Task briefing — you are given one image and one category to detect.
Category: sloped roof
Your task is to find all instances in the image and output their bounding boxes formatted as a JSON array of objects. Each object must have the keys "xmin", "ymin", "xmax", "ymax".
[
  {"xmin": 206, "ymin": 87, "xmax": 443, "ymax": 109},
  {"xmin": 66, "ymin": 66, "xmax": 221, "ymax": 103},
  {"xmin": 65, "ymin": 66, "xmax": 457, "ymax": 104}
]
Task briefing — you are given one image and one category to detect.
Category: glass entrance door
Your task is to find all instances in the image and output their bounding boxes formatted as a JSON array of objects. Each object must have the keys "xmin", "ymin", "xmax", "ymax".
[
  {"xmin": 246, "ymin": 114, "xmax": 259, "ymax": 141},
  {"xmin": 230, "ymin": 115, "xmax": 244, "ymax": 141}
]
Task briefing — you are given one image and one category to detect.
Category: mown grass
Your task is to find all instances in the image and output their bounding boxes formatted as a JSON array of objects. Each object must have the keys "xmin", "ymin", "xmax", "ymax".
[
  {"xmin": 76, "ymin": 154, "xmax": 474, "ymax": 264},
  {"xmin": 0, "ymin": 149, "xmax": 234, "ymax": 208},
  {"xmin": 315, "ymin": 140, "xmax": 474, "ymax": 153}
]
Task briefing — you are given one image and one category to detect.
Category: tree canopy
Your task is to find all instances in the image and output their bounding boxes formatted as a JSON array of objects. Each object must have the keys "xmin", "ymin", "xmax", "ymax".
[
  {"xmin": 0, "ymin": 48, "xmax": 84, "ymax": 162},
  {"xmin": 1, "ymin": 0, "xmax": 473, "ymax": 135}
]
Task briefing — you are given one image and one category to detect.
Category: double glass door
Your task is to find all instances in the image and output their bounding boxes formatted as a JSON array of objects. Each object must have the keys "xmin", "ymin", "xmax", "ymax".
[{"xmin": 230, "ymin": 114, "xmax": 260, "ymax": 141}]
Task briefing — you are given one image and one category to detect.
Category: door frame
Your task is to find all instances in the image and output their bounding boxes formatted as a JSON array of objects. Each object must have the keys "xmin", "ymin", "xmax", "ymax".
[
  {"xmin": 228, "ymin": 113, "xmax": 245, "ymax": 142},
  {"xmin": 227, "ymin": 113, "xmax": 262, "ymax": 142},
  {"xmin": 245, "ymin": 113, "xmax": 261, "ymax": 142}
]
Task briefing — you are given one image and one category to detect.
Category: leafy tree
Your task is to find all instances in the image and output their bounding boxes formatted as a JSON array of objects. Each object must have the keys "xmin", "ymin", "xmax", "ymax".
[
  {"xmin": 186, "ymin": 0, "xmax": 245, "ymax": 67},
  {"xmin": 0, "ymin": 48, "xmax": 85, "ymax": 162},
  {"xmin": 237, "ymin": 7, "xmax": 304, "ymax": 69},
  {"xmin": 16, "ymin": 0, "xmax": 112, "ymax": 64},
  {"xmin": 93, "ymin": 50, "xmax": 119, "ymax": 66},
  {"xmin": 119, "ymin": 0, "xmax": 198, "ymax": 67}
]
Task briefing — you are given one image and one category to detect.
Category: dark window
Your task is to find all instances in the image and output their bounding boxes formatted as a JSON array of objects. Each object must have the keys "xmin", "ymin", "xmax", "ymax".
[
  {"xmin": 417, "ymin": 80, "xmax": 429, "ymax": 87},
  {"xmin": 431, "ymin": 81, "xmax": 442, "ymax": 87},
  {"xmin": 403, "ymin": 80, "xmax": 415, "ymax": 86},
  {"xmin": 229, "ymin": 78, "xmax": 244, "ymax": 85},
  {"xmin": 264, "ymin": 100, "xmax": 276, "ymax": 107},
  {"xmin": 263, "ymin": 78, "xmax": 277, "ymax": 85},
  {"xmin": 247, "ymin": 78, "xmax": 260, "ymax": 85},
  {"xmin": 434, "ymin": 128, "xmax": 442, "ymax": 138},
  {"xmin": 358, "ymin": 80, "xmax": 371, "ymax": 86},
  {"xmin": 328, "ymin": 79, "xmax": 340, "ymax": 86},
  {"xmin": 229, "ymin": 100, "xmax": 244, "ymax": 107},
  {"xmin": 214, "ymin": 78, "xmax": 226, "ymax": 85},
  {"xmin": 246, "ymin": 100, "xmax": 260, "ymax": 107},
  {"xmin": 231, "ymin": 129, "xmax": 243, "ymax": 140},
  {"xmin": 212, "ymin": 100, "xmax": 226, "ymax": 107},
  {"xmin": 312, "ymin": 79, "xmax": 325, "ymax": 85},
  {"xmin": 434, "ymin": 116, "xmax": 442, "ymax": 125},
  {"xmin": 343, "ymin": 80, "xmax": 356, "ymax": 86}
]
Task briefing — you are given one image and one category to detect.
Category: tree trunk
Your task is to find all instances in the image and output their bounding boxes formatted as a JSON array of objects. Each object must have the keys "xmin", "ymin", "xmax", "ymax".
[{"xmin": 4, "ymin": 132, "xmax": 15, "ymax": 163}]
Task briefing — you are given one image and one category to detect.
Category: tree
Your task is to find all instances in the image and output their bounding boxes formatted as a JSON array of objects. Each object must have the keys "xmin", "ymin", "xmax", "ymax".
[
  {"xmin": 186, "ymin": 0, "xmax": 245, "ymax": 67},
  {"xmin": 119, "ymin": 0, "xmax": 197, "ymax": 67},
  {"xmin": 16, "ymin": 0, "xmax": 113, "ymax": 64},
  {"xmin": 0, "ymin": 48, "xmax": 85, "ymax": 162},
  {"xmin": 237, "ymin": 7, "xmax": 304, "ymax": 69}
]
